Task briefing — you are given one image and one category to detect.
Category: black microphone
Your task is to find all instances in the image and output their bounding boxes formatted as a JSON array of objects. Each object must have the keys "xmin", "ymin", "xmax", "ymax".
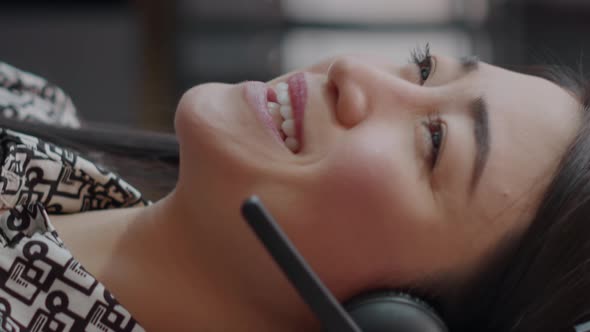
[{"xmin": 241, "ymin": 195, "xmax": 362, "ymax": 332}]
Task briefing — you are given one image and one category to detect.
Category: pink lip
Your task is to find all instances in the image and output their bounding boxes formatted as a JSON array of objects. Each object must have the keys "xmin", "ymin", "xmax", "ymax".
[
  {"xmin": 243, "ymin": 81, "xmax": 284, "ymax": 144},
  {"xmin": 287, "ymin": 72, "xmax": 307, "ymax": 152}
]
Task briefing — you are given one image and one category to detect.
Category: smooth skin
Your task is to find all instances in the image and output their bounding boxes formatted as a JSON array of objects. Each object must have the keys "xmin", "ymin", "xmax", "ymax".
[{"xmin": 52, "ymin": 52, "xmax": 582, "ymax": 331}]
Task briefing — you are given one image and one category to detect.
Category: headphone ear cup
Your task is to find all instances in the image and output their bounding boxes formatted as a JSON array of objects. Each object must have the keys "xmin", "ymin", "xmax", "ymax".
[{"xmin": 344, "ymin": 291, "xmax": 448, "ymax": 332}]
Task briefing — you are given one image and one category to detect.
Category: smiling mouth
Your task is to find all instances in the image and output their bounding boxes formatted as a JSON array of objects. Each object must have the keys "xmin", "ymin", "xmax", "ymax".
[{"xmin": 266, "ymin": 73, "xmax": 307, "ymax": 154}]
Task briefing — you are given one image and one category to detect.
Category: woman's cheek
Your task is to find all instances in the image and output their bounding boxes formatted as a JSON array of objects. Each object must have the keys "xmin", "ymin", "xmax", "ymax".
[
  {"xmin": 290, "ymin": 144, "xmax": 427, "ymax": 291},
  {"xmin": 308, "ymin": 142, "xmax": 421, "ymax": 236},
  {"xmin": 321, "ymin": 127, "xmax": 422, "ymax": 214}
]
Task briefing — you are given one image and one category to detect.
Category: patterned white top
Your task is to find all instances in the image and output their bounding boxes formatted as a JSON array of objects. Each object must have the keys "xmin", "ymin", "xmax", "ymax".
[{"xmin": 0, "ymin": 62, "xmax": 147, "ymax": 331}]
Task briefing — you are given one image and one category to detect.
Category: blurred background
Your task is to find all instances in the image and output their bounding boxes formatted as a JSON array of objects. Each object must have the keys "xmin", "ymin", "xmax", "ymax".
[{"xmin": 0, "ymin": 0, "xmax": 588, "ymax": 132}]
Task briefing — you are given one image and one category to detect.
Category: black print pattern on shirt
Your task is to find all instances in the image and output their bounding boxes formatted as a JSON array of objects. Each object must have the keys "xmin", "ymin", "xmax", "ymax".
[
  {"xmin": 0, "ymin": 128, "xmax": 149, "ymax": 213},
  {"xmin": 0, "ymin": 203, "xmax": 144, "ymax": 332},
  {"xmin": 0, "ymin": 62, "xmax": 148, "ymax": 331}
]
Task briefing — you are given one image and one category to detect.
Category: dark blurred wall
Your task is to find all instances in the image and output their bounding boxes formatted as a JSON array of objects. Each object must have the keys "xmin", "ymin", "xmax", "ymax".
[
  {"xmin": 0, "ymin": 3, "xmax": 143, "ymax": 128},
  {"xmin": 489, "ymin": 1, "xmax": 590, "ymax": 72}
]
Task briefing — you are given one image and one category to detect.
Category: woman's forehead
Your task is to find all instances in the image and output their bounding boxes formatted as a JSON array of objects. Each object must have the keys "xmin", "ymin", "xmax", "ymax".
[
  {"xmin": 465, "ymin": 63, "xmax": 581, "ymax": 227},
  {"xmin": 481, "ymin": 62, "xmax": 581, "ymax": 140}
]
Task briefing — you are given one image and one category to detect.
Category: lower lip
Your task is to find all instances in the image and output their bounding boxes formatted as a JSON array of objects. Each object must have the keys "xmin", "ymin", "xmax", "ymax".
[{"xmin": 243, "ymin": 81, "xmax": 284, "ymax": 143}]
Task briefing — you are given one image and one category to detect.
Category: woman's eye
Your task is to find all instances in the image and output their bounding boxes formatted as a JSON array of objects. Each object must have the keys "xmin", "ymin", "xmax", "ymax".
[
  {"xmin": 410, "ymin": 43, "xmax": 433, "ymax": 85},
  {"xmin": 419, "ymin": 63, "xmax": 432, "ymax": 83},
  {"xmin": 427, "ymin": 117, "xmax": 444, "ymax": 169}
]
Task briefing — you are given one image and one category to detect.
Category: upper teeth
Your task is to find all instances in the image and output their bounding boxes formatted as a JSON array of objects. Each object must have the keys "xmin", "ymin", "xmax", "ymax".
[{"xmin": 268, "ymin": 82, "xmax": 300, "ymax": 153}]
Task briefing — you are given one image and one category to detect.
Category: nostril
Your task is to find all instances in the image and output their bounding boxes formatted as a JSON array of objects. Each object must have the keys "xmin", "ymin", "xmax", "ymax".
[
  {"xmin": 326, "ymin": 77, "xmax": 368, "ymax": 129},
  {"xmin": 339, "ymin": 93, "xmax": 366, "ymax": 128},
  {"xmin": 326, "ymin": 57, "xmax": 370, "ymax": 128}
]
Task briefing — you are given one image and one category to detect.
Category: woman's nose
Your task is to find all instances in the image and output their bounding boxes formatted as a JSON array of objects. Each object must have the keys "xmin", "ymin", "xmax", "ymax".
[{"xmin": 327, "ymin": 57, "xmax": 372, "ymax": 128}]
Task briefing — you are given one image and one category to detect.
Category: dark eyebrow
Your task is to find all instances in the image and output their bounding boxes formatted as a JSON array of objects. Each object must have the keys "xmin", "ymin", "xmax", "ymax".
[
  {"xmin": 460, "ymin": 55, "xmax": 480, "ymax": 74},
  {"xmin": 456, "ymin": 55, "xmax": 489, "ymax": 193},
  {"xmin": 468, "ymin": 97, "xmax": 490, "ymax": 194}
]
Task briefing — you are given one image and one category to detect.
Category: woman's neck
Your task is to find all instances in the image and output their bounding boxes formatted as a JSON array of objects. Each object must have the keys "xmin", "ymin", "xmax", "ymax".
[{"xmin": 51, "ymin": 190, "xmax": 319, "ymax": 331}]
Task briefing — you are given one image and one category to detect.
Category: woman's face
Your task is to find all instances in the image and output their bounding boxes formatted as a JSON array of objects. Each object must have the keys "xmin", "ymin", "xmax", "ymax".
[{"xmin": 174, "ymin": 51, "xmax": 581, "ymax": 299}]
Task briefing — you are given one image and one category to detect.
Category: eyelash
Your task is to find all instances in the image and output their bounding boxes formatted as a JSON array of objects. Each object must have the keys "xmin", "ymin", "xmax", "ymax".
[
  {"xmin": 410, "ymin": 44, "xmax": 444, "ymax": 169},
  {"xmin": 410, "ymin": 43, "xmax": 433, "ymax": 85},
  {"xmin": 425, "ymin": 114, "xmax": 444, "ymax": 169}
]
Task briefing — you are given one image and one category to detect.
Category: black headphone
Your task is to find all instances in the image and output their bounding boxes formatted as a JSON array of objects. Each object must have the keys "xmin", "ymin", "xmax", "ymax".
[
  {"xmin": 241, "ymin": 196, "xmax": 448, "ymax": 332},
  {"xmin": 344, "ymin": 291, "xmax": 446, "ymax": 332}
]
